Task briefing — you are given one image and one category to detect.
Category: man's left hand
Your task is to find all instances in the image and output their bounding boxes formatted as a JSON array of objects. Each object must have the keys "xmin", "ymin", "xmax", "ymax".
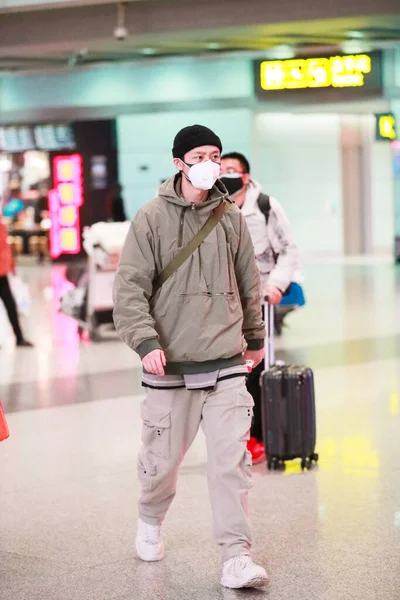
[
  {"xmin": 244, "ymin": 348, "xmax": 265, "ymax": 369},
  {"xmin": 264, "ymin": 286, "xmax": 282, "ymax": 305}
]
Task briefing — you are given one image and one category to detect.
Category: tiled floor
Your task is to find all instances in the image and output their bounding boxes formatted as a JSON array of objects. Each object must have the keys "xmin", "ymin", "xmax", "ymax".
[{"xmin": 1, "ymin": 259, "xmax": 400, "ymax": 599}]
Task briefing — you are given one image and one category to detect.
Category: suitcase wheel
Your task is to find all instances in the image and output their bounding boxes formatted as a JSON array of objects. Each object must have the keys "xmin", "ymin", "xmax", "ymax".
[
  {"xmin": 312, "ymin": 453, "xmax": 319, "ymax": 463},
  {"xmin": 301, "ymin": 458, "xmax": 312, "ymax": 470},
  {"xmin": 270, "ymin": 459, "xmax": 285, "ymax": 471}
]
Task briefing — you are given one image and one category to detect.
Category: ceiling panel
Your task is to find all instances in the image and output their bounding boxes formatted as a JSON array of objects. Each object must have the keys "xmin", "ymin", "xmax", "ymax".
[{"xmin": 0, "ymin": 6, "xmax": 399, "ymax": 73}]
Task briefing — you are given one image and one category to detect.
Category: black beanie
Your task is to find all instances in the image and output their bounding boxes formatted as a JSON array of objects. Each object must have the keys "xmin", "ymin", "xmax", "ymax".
[{"xmin": 172, "ymin": 124, "xmax": 222, "ymax": 159}]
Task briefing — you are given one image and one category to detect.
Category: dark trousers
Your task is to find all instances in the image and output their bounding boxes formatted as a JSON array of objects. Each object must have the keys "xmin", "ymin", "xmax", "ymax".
[
  {"xmin": 246, "ymin": 303, "xmax": 266, "ymax": 443},
  {"xmin": 0, "ymin": 275, "xmax": 23, "ymax": 342},
  {"xmin": 246, "ymin": 359, "xmax": 264, "ymax": 443}
]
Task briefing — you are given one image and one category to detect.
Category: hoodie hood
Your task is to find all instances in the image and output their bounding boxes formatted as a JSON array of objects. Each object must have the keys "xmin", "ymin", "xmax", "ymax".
[{"xmin": 158, "ymin": 174, "xmax": 230, "ymax": 211}]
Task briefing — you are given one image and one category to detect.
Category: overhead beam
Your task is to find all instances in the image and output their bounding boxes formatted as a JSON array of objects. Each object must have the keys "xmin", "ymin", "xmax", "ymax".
[
  {"xmin": 0, "ymin": 0, "xmax": 399, "ymax": 54},
  {"xmin": 0, "ymin": 0, "xmax": 146, "ymax": 15}
]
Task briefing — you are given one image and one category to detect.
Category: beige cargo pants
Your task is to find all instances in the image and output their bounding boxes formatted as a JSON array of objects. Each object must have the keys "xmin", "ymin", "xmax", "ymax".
[{"xmin": 138, "ymin": 376, "xmax": 254, "ymax": 563}]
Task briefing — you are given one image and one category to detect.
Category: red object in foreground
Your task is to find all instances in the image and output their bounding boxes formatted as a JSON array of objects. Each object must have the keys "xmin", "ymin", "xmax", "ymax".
[
  {"xmin": 0, "ymin": 402, "xmax": 10, "ymax": 441},
  {"xmin": 247, "ymin": 437, "xmax": 265, "ymax": 464}
]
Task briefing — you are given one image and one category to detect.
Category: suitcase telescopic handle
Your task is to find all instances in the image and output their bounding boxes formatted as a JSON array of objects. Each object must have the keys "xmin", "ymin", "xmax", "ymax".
[{"xmin": 263, "ymin": 295, "xmax": 275, "ymax": 368}]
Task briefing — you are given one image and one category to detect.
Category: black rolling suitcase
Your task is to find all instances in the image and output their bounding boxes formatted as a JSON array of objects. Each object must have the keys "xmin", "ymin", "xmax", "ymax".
[{"xmin": 260, "ymin": 299, "xmax": 318, "ymax": 471}]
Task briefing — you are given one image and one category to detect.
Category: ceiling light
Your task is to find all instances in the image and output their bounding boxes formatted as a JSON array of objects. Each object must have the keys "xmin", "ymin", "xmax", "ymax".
[
  {"xmin": 341, "ymin": 40, "xmax": 373, "ymax": 54},
  {"xmin": 265, "ymin": 45, "xmax": 296, "ymax": 60},
  {"xmin": 140, "ymin": 48, "xmax": 157, "ymax": 55},
  {"xmin": 347, "ymin": 30, "xmax": 366, "ymax": 39},
  {"xmin": 207, "ymin": 42, "xmax": 222, "ymax": 50}
]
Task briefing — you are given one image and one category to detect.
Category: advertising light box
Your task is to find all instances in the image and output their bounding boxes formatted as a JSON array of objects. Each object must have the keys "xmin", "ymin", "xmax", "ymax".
[
  {"xmin": 49, "ymin": 154, "xmax": 83, "ymax": 259},
  {"xmin": 254, "ymin": 52, "xmax": 382, "ymax": 102},
  {"xmin": 375, "ymin": 113, "xmax": 397, "ymax": 141}
]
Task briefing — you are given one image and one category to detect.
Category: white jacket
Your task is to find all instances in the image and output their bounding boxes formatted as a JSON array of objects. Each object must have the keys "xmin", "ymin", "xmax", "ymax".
[{"xmin": 241, "ymin": 180, "xmax": 302, "ymax": 292}]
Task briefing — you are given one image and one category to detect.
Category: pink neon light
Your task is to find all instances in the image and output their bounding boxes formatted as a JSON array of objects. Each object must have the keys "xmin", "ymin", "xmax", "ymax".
[
  {"xmin": 49, "ymin": 154, "xmax": 84, "ymax": 259},
  {"xmin": 54, "ymin": 154, "xmax": 84, "ymax": 207}
]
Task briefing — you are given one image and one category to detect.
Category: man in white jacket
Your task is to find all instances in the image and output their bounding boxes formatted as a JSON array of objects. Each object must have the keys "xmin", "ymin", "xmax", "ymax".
[{"xmin": 220, "ymin": 152, "xmax": 300, "ymax": 462}]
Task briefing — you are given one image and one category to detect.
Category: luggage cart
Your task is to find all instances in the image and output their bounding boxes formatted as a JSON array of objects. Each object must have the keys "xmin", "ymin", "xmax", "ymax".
[
  {"xmin": 60, "ymin": 221, "xmax": 130, "ymax": 341},
  {"xmin": 82, "ymin": 247, "xmax": 118, "ymax": 341},
  {"xmin": 60, "ymin": 246, "xmax": 119, "ymax": 341}
]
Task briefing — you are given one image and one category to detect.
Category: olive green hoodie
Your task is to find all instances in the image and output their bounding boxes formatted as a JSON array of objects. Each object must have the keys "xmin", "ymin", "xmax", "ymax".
[{"xmin": 113, "ymin": 174, "xmax": 264, "ymax": 374}]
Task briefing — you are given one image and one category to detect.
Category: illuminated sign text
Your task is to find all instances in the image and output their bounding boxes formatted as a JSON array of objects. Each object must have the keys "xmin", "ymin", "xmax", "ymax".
[{"xmin": 260, "ymin": 54, "xmax": 372, "ymax": 91}]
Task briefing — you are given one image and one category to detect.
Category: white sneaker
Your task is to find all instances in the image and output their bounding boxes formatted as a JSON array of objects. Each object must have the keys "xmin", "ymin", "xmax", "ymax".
[
  {"xmin": 221, "ymin": 554, "xmax": 269, "ymax": 589},
  {"xmin": 135, "ymin": 518, "xmax": 165, "ymax": 562}
]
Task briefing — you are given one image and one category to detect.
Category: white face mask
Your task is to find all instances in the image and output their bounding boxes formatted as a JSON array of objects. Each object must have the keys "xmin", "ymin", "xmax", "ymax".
[{"xmin": 182, "ymin": 160, "xmax": 220, "ymax": 191}]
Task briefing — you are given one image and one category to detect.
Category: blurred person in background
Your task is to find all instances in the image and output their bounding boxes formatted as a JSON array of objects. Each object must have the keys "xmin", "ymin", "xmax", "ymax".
[
  {"xmin": 0, "ymin": 217, "xmax": 33, "ymax": 348},
  {"xmin": 33, "ymin": 189, "xmax": 50, "ymax": 264},
  {"xmin": 220, "ymin": 152, "xmax": 300, "ymax": 464},
  {"xmin": 34, "ymin": 190, "xmax": 49, "ymax": 225},
  {"xmin": 2, "ymin": 196, "xmax": 24, "ymax": 219},
  {"xmin": 107, "ymin": 182, "xmax": 127, "ymax": 222},
  {"xmin": 113, "ymin": 125, "xmax": 269, "ymax": 589}
]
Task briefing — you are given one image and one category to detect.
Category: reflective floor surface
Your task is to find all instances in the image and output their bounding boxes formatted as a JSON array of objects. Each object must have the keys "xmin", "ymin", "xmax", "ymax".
[{"xmin": 1, "ymin": 258, "xmax": 399, "ymax": 600}]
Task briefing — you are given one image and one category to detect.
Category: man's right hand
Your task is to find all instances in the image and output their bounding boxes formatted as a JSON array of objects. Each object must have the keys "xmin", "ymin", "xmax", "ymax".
[
  {"xmin": 244, "ymin": 348, "xmax": 265, "ymax": 369},
  {"xmin": 142, "ymin": 349, "xmax": 167, "ymax": 376}
]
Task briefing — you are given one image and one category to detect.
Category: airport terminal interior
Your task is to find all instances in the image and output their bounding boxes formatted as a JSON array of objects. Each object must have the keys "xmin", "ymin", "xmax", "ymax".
[{"xmin": 1, "ymin": 0, "xmax": 400, "ymax": 598}]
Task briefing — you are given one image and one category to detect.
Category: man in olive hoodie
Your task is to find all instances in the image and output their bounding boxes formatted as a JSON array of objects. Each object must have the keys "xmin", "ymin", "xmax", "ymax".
[{"xmin": 113, "ymin": 125, "xmax": 268, "ymax": 589}]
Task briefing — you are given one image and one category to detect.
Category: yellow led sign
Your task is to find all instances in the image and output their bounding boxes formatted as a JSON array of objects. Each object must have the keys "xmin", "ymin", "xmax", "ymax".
[
  {"xmin": 260, "ymin": 54, "xmax": 372, "ymax": 91},
  {"xmin": 377, "ymin": 114, "xmax": 396, "ymax": 141}
]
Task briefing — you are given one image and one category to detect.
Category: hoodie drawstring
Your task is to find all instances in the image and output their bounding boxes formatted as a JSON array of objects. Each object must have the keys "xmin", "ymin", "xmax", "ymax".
[{"xmin": 178, "ymin": 207, "xmax": 189, "ymax": 248}]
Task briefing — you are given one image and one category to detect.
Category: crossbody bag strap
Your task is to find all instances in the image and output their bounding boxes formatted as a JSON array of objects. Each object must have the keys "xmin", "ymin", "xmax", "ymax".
[
  {"xmin": 153, "ymin": 201, "xmax": 231, "ymax": 294},
  {"xmin": 257, "ymin": 193, "xmax": 271, "ymax": 224},
  {"xmin": 258, "ymin": 192, "xmax": 279, "ymax": 264}
]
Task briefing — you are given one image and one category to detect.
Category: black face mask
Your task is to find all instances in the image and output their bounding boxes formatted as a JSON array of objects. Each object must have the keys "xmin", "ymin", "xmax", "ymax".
[{"xmin": 220, "ymin": 174, "xmax": 244, "ymax": 197}]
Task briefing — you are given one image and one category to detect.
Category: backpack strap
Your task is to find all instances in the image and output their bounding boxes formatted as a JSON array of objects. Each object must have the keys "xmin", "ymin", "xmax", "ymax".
[
  {"xmin": 257, "ymin": 193, "xmax": 271, "ymax": 225},
  {"xmin": 258, "ymin": 192, "xmax": 279, "ymax": 264}
]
